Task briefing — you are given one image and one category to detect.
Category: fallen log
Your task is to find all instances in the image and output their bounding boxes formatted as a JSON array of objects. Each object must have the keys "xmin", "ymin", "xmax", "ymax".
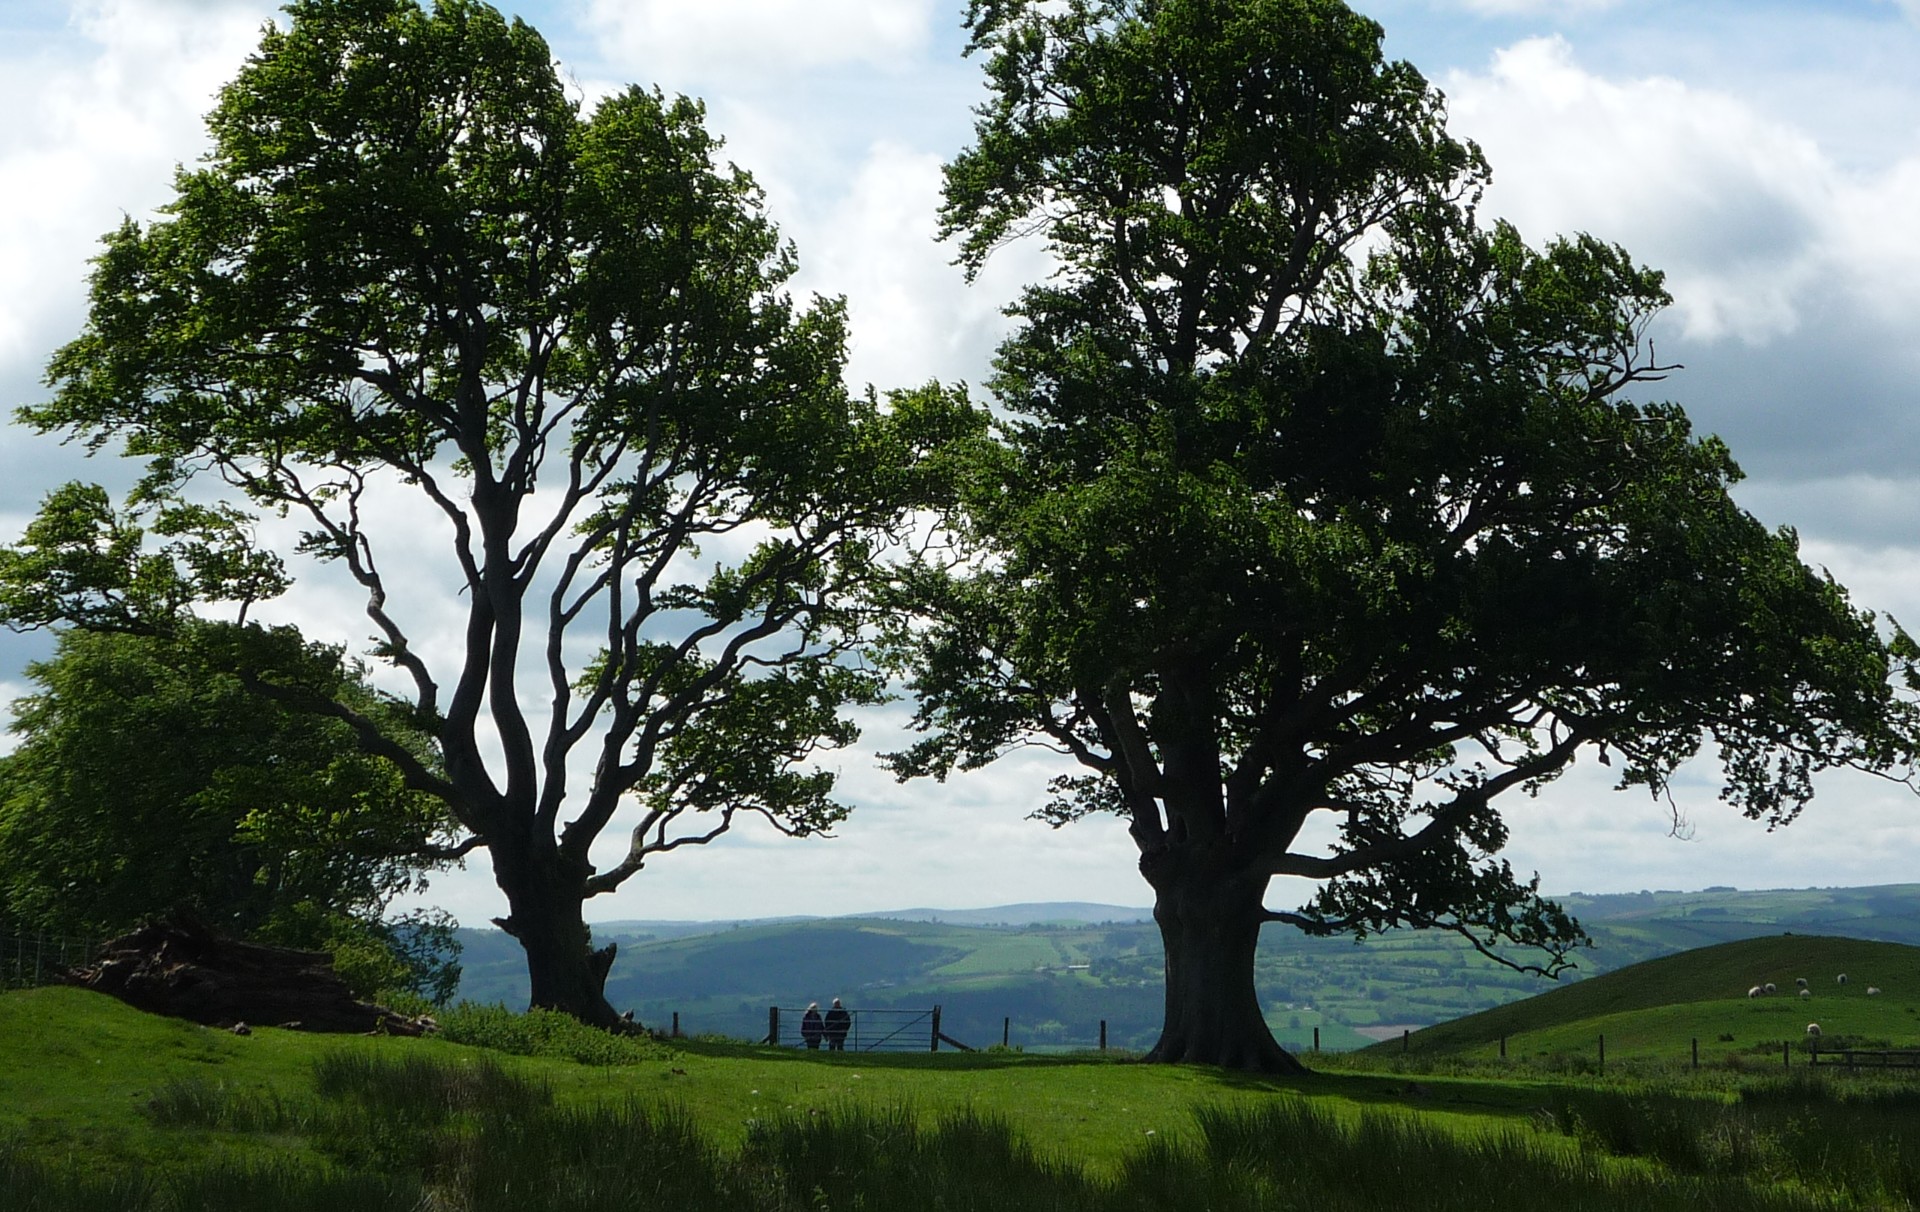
[{"xmin": 66, "ymin": 915, "xmax": 430, "ymax": 1035}]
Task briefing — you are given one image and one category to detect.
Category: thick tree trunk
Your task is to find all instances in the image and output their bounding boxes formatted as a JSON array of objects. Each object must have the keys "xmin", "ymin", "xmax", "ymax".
[
  {"xmin": 1142, "ymin": 844, "xmax": 1307, "ymax": 1074},
  {"xmin": 490, "ymin": 848, "xmax": 620, "ymax": 1028}
]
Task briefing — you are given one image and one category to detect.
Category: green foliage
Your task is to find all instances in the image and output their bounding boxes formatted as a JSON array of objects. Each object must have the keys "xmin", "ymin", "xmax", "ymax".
[
  {"xmin": 0, "ymin": 483, "xmax": 288, "ymax": 634},
  {"xmin": 256, "ymin": 904, "xmax": 462, "ymax": 1005},
  {"xmin": 0, "ymin": 624, "xmax": 459, "ymax": 943}
]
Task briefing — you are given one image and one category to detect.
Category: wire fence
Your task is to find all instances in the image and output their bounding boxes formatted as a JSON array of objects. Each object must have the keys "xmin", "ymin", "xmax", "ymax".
[{"xmin": 1, "ymin": 931, "xmax": 101, "ymax": 991}]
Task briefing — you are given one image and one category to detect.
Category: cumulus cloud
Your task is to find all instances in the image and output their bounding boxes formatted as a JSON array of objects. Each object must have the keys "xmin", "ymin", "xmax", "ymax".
[
  {"xmin": 0, "ymin": 0, "xmax": 269, "ymax": 367},
  {"xmin": 1445, "ymin": 36, "xmax": 1920, "ymax": 346},
  {"xmin": 785, "ymin": 140, "xmax": 1045, "ymax": 393},
  {"xmin": 0, "ymin": 0, "xmax": 272, "ymax": 517},
  {"xmin": 1444, "ymin": 37, "xmax": 1832, "ymax": 344},
  {"xmin": 582, "ymin": 0, "xmax": 938, "ymax": 92}
]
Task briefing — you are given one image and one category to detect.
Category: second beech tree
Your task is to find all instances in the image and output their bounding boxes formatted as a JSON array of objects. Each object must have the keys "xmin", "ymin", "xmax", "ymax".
[{"xmin": 890, "ymin": 0, "xmax": 1915, "ymax": 1072}]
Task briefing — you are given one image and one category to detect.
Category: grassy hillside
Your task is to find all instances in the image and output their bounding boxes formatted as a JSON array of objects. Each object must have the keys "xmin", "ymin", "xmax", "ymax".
[
  {"xmin": 13, "ymin": 984, "xmax": 1920, "ymax": 1210},
  {"xmin": 1381, "ymin": 935, "xmax": 1920, "ymax": 1065}
]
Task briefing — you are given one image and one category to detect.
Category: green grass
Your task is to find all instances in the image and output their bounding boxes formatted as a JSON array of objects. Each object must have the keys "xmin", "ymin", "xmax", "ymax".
[{"xmin": 19, "ymin": 981, "xmax": 1920, "ymax": 1208}]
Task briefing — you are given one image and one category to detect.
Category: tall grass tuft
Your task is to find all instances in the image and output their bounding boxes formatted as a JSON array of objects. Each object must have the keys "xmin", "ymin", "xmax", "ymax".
[
  {"xmin": 157, "ymin": 1159, "xmax": 422, "ymax": 1212},
  {"xmin": 1541, "ymin": 1080, "xmax": 1920, "ymax": 1207},
  {"xmin": 1161, "ymin": 1096, "xmax": 1839, "ymax": 1212},
  {"xmin": 147, "ymin": 1077, "xmax": 307, "ymax": 1134},
  {"xmin": 434, "ymin": 1002, "xmax": 670, "ymax": 1065},
  {"xmin": 306, "ymin": 1048, "xmax": 550, "ymax": 1174},
  {"xmin": 451, "ymin": 1097, "xmax": 735, "ymax": 1212},
  {"xmin": 741, "ymin": 1102, "xmax": 1093, "ymax": 1211},
  {"xmin": 310, "ymin": 1048, "xmax": 550, "ymax": 1124}
]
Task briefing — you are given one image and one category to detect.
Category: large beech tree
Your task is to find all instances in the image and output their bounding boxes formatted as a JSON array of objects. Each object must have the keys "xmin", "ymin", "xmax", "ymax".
[
  {"xmin": 16, "ymin": 0, "xmax": 953, "ymax": 1025},
  {"xmin": 889, "ymin": 0, "xmax": 1916, "ymax": 1072}
]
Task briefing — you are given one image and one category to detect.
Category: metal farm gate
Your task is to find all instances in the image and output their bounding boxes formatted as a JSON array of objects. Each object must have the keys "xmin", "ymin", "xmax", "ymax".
[{"xmin": 765, "ymin": 1004, "xmax": 972, "ymax": 1052}]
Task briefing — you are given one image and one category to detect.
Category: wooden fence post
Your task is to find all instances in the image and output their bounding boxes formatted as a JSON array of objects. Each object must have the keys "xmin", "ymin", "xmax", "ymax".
[
  {"xmin": 1598, "ymin": 1034, "xmax": 1605, "ymax": 1072},
  {"xmin": 768, "ymin": 1005, "xmax": 779, "ymax": 1047},
  {"xmin": 1100, "ymin": 1020, "xmax": 1108, "ymax": 1051},
  {"xmin": 1313, "ymin": 1027, "xmax": 1320, "ymax": 1053},
  {"xmin": 1402, "ymin": 1029, "xmax": 1409, "ymax": 1053},
  {"xmin": 931, "ymin": 1005, "xmax": 942, "ymax": 1052},
  {"xmin": 1499, "ymin": 1036, "xmax": 1506, "ymax": 1059},
  {"xmin": 1003, "ymin": 1017, "xmax": 1010, "ymax": 1048}
]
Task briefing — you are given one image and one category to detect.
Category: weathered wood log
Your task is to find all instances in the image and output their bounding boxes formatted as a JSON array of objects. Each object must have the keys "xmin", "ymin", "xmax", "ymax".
[{"xmin": 65, "ymin": 915, "xmax": 429, "ymax": 1035}]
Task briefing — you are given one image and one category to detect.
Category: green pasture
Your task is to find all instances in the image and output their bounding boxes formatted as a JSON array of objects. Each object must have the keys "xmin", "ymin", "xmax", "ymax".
[
  {"xmin": 1374, "ymin": 935, "xmax": 1920, "ymax": 1068},
  {"xmin": 20, "ymin": 956, "xmax": 1920, "ymax": 1208},
  {"xmin": 0, "ymin": 986, "xmax": 1533, "ymax": 1178}
]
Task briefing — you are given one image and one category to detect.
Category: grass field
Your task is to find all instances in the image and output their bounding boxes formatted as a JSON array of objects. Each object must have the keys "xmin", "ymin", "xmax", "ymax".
[
  {"xmin": 11, "ymin": 956, "xmax": 1920, "ymax": 1212},
  {"xmin": 16, "ymin": 933, "xmax": 1920, "ymax": 1207}
]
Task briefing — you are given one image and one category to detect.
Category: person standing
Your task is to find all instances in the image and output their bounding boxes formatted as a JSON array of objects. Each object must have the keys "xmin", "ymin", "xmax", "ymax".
[
  {"xmin": 823, "ymin": 998, "xmax": 851, "ymax": 1051},
  {"xmin": 800, "ymin": 1002, "xmax": 824, "ymax": 1050}
]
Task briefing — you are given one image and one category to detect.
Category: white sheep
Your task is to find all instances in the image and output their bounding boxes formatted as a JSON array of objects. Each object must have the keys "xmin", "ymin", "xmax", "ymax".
[
  {"xmin": 1800, "ymin": 989, "xmax": 1813, "ymax": 999},
  {"xmin": 1765, "ymin": 982, "xmax": 1778, "ymax": 994},
  {"xmin": 1868, "ymin": 986, "xmax": 1883, "ymax": 996},
  {"xmin": 1837, "ymin": 973, "xmax": 1849, "ymax": 985},
  {"xmin": 1795, "ymin": 977, "xmax": 1808, "ymax": 989},
  {"xmin": 1806, "ymin": 1023, "xmax": 1822, "ymax": 1039},
  {"xmin": 1748, "ymin": 985, "xmax": 1764, "ymax": 999}
]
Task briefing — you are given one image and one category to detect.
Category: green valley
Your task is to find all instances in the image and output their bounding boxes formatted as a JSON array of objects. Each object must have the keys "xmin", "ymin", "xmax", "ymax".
[{"xmin": 449, "ymin": 884, "xmax": 1920, "ymax": 1054}]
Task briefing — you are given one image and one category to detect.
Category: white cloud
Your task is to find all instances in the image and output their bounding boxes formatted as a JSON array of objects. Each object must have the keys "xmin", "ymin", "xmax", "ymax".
[
  {"xmin": 582, "ymin": 0, "xmax": 938, "ymax": 91},
  {"xmin": 1445, "ymin": 36, "xmax": 1834, "ymax": 344},
  {"xmin": 786, "ymin": 140, "xmax": 1045, "ymax": 393},
  {"xmin": 0, "ymin": 0, "xmax": 270, "ymax": 372}
]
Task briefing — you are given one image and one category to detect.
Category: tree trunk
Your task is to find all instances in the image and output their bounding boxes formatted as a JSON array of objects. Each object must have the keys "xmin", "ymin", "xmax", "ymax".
[
  {"xmin": 1142, "ymin": 844, "xmax": 1307, "ymax": 1074},
  {"xmin": 490, "ymin": 848, "xmax": 620, "ymax": 1028}
]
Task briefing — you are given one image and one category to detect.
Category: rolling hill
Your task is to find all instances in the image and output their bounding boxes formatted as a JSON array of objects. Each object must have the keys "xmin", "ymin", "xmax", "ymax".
[
  {"xmin": 449, "ymin": 884, "xmax": 1920, "ymax": 1053},
  {"xmin": 1382, "ymin": 934, "xmax": 1920, "ymax": 1064}
]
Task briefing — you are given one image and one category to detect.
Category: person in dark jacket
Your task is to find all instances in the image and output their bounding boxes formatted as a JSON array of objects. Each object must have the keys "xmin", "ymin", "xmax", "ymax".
[
  {"xmin": 823, "ymin": 998, "xmax": 851, "ymax": 1051},
  {"xmin": 800, "ymin": 1002, "xmax": 824, "ymax": 1049}
]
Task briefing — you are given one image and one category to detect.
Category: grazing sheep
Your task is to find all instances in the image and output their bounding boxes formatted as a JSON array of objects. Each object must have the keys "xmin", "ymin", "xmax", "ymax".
[
  {"xmin": 1838, "ymin": 973, "xmax": 1850, "ymax": 985},
  {"xmin": 1869, "ymin": 986, "xmax": 1883, "ymax": 996},
  {"xmin": 1765, "ymin": 982, "xmax": 1778, "ymax": 994},
  {"xmin": 1807, "ymin": 1023, "xmax": 1822, "ymax": 1039},
  {"xmin": 1800, "ymin": 989, "xmax": 1813, "ymax": 999},
  {"xmin": 1796, "ymin": 978, "xmax": 1809, "ymax": 989},
  {"xmin": 1748, "ymin": 985, "xmax": 1764, "ymax": 999}
]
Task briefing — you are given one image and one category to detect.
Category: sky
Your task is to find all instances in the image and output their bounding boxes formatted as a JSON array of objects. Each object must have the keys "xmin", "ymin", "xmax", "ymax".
[{"xmin": 2, "ymin": 0, "xmax": 1920, "ymax": 930}]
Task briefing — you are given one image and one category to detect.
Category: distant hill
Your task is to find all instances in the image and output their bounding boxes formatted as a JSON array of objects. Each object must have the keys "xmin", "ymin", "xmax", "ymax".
[
  {"xmin": 1379, "ymin": 934, "xmax": 1920, "ymax": 1064},
  {"xmin": 450, "ymin": 884, "xmax": 1920, "ymax": 1053},
  {"xmin": 574, "ymin": 902, "xmax": 1155, "ymax": 942},
  {"xmin": 853, "ymin": 903, "xmax": 1155, "ymax": 927}
]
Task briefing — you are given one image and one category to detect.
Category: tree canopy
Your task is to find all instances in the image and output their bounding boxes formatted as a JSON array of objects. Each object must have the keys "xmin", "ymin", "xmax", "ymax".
[
  {"xmin": 10, "ymin": 0, "xmax": 961, "ymax": 1024},
  {"xmin": 889, "ymin": 0, "xmax": 1916, "ymax": 1070},
  {"xmin": 0, "ymin": 618, "xmax": 464, "ymax": 998}
]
